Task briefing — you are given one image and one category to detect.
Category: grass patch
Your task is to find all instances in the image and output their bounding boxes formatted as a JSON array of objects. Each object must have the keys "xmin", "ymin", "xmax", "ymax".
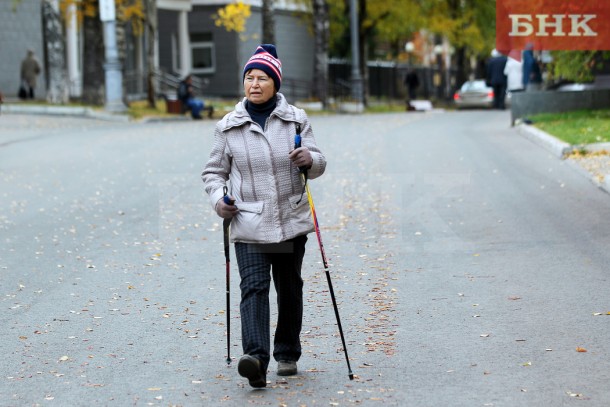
[
  {"xmin": 530, "ymin": 109, "xmax": 610, "ymax": 145},
  {"xmin": 128, "ymin": 99, "xmax": 176, "ymax": 120},
  {"xmin": 127, "ymin": 98, "xmax": 237, "ymax": 120}
]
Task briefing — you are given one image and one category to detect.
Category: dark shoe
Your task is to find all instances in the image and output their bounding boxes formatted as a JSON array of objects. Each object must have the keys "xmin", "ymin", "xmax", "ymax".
[
  {"xmin": 277, "ymin": 360, "xmax": 297, "ymax": 376},
  {"xmin": 238, "ymin": 355, "xmax": 266, "ymax": 388}
]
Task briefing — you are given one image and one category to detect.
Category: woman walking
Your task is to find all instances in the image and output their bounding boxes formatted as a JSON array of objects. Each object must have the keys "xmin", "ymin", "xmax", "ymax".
[{"xmin": 202, "ymin": 44, "xmax": 326, "ymax": 388}]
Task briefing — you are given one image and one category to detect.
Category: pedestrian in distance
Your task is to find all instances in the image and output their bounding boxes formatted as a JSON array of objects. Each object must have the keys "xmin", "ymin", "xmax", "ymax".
[
  {"xmin": 486, "ymin": 49, "xmax": 508, "ymax": 110},
  {"xmin": 522, "ymin": 43, "xmax": 542, "ymax": 91},
  {"xmin": 404, "ymin": 67, "xmax": 419, "ymax": 110},
  {"xmin": 201, "ymin": 44, "xmax": 327, "ymax": 388},
  {"xmin": 504, "ymin": 50, "xmax": 524, "ymax": 94},
  {"xmin": 177, "ymin": 74, "xmax": 213, "ymax": 119},
  {"xmin": 19, "ymin": 49, "xmax": 41, "ymax": 100}
]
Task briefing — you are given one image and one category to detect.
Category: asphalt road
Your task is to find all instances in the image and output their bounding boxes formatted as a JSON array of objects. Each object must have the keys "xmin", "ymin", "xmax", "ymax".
[{"xmin": 1, "ymin": 110, "xmax": 609, "ymax": 407}]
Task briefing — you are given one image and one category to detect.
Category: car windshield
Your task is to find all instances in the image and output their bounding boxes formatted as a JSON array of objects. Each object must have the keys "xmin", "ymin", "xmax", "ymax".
[{"xmin": 461, "ymin": 81, "xmax": 487, "ymax": 91}]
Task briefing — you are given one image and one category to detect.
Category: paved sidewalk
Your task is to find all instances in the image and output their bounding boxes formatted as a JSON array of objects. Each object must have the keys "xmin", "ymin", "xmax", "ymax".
[{"xmin": 516, "ymin": 123, "xmax": 610, "ymax": 194}]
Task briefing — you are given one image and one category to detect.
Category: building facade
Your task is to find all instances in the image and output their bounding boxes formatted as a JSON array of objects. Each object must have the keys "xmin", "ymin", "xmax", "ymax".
[
  {"xmin": 0, "ymin": 0, "xmax": 315, "ymax": 103},
  {"xmin": 158, "ymin": 0, "xmax": 315, "ymax": 99},
  {"xmin": 0, "ymin": 0, "xmax": 47, "ymax": 99}
]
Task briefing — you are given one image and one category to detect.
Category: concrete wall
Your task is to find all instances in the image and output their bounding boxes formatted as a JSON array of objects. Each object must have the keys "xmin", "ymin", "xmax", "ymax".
[
  {"xmin": 0, "ymin": 0, "xmax": 46, "ymax": 99},
  {"xmin": 511, "ymin": 89, "xmax": 610, "ymax": 125}
]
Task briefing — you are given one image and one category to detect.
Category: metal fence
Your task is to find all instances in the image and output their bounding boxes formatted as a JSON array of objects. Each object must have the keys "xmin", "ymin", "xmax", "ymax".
[
  {"xmin": 329, "ymin": 60, "xmax": 458, "ymax": 102},
  {"xmin": 120, "ymin": 61, "xmax": 459, "ymax": 104}
]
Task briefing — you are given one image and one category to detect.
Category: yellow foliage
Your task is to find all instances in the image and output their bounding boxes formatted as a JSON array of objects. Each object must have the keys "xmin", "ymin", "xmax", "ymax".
[
  {"xmin": 58, "ymin": 0, "xmax": 146, "ymax": 35},
  {"xmin": 212, "ymin": 1, "xmax": 251, "ymax": 33}
]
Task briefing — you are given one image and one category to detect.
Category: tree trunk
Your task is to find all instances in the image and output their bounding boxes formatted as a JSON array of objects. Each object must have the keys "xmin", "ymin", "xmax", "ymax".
[
  {"xmin": 145, "ymin": 0, "xmax": 157, "ymax": 108},
  {"xmin": 42, "ymin": 0, "xmax": 69, "ymax": 104},
  {"xmin": 116, "ymin": 18, "xmax": 128, "ymax": 106},
  {"xmin": 455, "ymin": 46, "xmax": 467, "ymax": 90},
  {"xmin": 82, "ymin": 13, "xmax": 105, "ymax": 105},
  {"xmin": 312, "ymin": 0, "xmax": 329, "ymax": 107},
  {"xmin": 358, "ymin": 0, "xmax": 368, "ymax": 106},
  {"xmin": 262, "ymin": 0, "xmax": 275, "ymax": 44}
]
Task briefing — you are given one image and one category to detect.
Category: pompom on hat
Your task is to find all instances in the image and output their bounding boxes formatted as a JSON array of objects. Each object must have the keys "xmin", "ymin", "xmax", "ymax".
[{"xmin": 243, "ymin": 44, "xmax": 282, "ymax": 91}]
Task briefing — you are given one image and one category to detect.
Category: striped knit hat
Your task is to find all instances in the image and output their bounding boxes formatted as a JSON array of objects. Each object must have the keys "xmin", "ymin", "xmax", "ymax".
[{"xmin": 243, "ymin": 44, "xmax": 282, "ymax": 91}]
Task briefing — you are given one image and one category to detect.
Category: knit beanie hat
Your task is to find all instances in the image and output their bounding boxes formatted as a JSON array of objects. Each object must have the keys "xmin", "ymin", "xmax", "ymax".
[{"xmin": 243, "ymin": 44, "xmax": 282, "ymax": 91}]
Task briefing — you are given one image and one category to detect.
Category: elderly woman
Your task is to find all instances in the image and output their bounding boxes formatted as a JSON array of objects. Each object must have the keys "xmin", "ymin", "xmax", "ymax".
[{"xmin": 202, "ymin": 44, "xmax": 326, "ymax": 388}]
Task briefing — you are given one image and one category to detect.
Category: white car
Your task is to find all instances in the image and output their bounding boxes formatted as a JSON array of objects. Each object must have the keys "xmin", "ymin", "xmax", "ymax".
[{"xmin": 453, "ymin": 80, "xmax": 510, "ymax": 109}]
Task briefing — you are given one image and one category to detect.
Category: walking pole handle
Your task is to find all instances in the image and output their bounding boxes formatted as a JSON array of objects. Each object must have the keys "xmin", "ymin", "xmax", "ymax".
[
  {"xmin": 294, "ymin": 125, "xmax": 308, "ymax": 176},
  {"xmin": 223, "ymin": 186, "xmax": 235, "ymax": 205}
]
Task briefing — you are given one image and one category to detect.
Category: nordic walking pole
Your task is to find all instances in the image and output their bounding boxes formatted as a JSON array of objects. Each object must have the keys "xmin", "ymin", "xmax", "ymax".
[
  {"xmin": 222, "ymin": 186, "xmax": 234, "ymax": 365},
  {"xmin": 295, "ymin": 129, "xmax": 354, "ymax": 380}
]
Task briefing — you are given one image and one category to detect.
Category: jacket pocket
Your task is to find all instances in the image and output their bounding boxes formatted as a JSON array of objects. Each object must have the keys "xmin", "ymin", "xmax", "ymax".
[
  {"xmin": 288, "ymin": 194, "xmax": 314, "ymax": 235},
  {"xmin": 288, "ymin": 193, "xmax": 308, "ymax": 209},
  {"xmin": 231, "ymin": 201, "xmax": 264, "ymax": 241}
]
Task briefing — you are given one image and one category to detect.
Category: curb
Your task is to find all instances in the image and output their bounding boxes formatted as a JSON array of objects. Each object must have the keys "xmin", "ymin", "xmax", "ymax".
[
  {"xmin": 516, "ymin": 123, "xmax": 610, "ymax": 195},
  {"xmin": 2, "ymin": 104, "xmax": 130, "ymax": 123},
  {"xmin": 516, "ymin": 123, "xmax": 572, "ymax": 158}
]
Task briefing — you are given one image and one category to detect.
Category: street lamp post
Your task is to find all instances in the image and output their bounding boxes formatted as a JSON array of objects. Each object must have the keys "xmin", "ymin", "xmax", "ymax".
[
  {"xmin": 99, "ymin": 0, "xmax": 126, "ymax": 113},
  {"xmin": 349, "ymin": 0, "xmax": 363, "ymax": 109},
  {"xmin": 433, "ymin": 44, "xmax": 443, "ymax": 101},
  {"xmin": 405, "ymin": 41, "xmax": 415, "ymax": 65}
]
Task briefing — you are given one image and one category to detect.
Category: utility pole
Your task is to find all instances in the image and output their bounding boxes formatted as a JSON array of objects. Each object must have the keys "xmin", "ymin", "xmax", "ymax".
[
  {"xmin": 99, "ymin": 0, "xmax": 126, "ymax": 112},
  {"xmin": 349, "ymin": 0, "xmax": 363, "ymax": 109}
]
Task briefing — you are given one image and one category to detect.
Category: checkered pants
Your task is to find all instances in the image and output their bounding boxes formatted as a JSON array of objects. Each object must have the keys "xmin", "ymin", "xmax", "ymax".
[{"xmin": 235, "ymin": 235, "xmax": 307, "ymax": 371}]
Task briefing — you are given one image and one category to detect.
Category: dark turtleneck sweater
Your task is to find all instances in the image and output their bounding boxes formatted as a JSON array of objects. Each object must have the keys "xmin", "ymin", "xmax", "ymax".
[{"xmin": 245, "ymin": 95, "xmax": 277, "ymax": 130}]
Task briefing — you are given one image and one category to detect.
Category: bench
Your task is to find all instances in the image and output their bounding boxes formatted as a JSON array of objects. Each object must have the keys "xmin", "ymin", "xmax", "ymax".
[{"xmin": 165, "ymin": 96, "xmax": 214, "ymax": 118}]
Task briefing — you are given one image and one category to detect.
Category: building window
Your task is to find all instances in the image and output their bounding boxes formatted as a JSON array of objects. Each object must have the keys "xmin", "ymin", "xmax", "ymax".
[{"xmin": 191, "ymin": 33, "xmax": 215, "ymax": 74}]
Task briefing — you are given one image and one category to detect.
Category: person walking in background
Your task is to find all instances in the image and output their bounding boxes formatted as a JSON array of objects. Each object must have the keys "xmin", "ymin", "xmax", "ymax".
[
  {"xmin": 504, "ymin": 50, "xmax": 524, "ymax": 94},
  {"xmin": 404, "ymin": 67, "xmax": 419, "ymax": 110},
  {"xmin": 522, "ymin": 44, "xmax": 542, "ymax": 91},
  {"xmin": 20, "ymin": 49, "xmax": 41, "ymax": 99},
  {"xmin": 201, "ymin": 44, "xmax": 327, "ymax": 388},
  {"xmin": 486, "ymin": 49, "xmax": 508, "ymax": 110}
]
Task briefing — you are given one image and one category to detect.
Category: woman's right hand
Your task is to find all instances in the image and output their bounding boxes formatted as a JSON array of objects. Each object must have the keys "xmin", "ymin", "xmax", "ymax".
[{"xmin": 216, "ymin": 197, "xmax": 239, "ymax": 219}]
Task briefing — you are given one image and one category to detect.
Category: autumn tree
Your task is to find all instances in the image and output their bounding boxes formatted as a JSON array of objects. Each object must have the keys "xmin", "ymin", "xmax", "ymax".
[
  {"xmin": 212, "ymin": 1, "xmax": 251, "ymax": 33},
  {"xmin": 549, "ymin": 51, "xmax": 610, "ymax": 84},
  {"xmin": 424, "ymin": 0, "xmax": 495, "ymax": 88}
]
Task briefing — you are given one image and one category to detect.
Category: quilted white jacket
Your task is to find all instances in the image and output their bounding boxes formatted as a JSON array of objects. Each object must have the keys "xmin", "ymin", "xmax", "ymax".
[{"xmin": 202, "ymin": 93, "xmax": 326, "ymax": 243}]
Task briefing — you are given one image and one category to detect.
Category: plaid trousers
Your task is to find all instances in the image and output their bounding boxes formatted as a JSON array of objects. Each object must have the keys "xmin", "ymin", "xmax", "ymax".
[{"xmin": 235, "ymin": 235, "xmax": 307, "ymax": 371}]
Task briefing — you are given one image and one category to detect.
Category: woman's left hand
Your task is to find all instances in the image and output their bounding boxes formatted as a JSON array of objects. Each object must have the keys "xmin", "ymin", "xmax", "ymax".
[{"xmin": 289, "ymin": 147, "xmax": 313, "ymax": 169}]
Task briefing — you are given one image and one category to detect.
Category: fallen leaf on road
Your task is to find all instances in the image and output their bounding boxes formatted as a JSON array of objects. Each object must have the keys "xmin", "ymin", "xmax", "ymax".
[{"xmin": 576, "ymin": 347, "xmax": 587, "ymax": 352}]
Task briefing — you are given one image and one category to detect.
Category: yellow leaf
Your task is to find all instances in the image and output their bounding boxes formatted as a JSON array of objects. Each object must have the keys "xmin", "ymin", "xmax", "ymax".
[{"xmin": 576, "ymin": 347, "xmax": 587, "ymax": 352}]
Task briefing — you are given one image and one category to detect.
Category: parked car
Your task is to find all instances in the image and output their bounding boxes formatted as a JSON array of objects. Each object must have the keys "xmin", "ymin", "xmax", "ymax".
[{"xmin": 453, "ymin": 79, "xmax": 511, "ymax": 109}]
